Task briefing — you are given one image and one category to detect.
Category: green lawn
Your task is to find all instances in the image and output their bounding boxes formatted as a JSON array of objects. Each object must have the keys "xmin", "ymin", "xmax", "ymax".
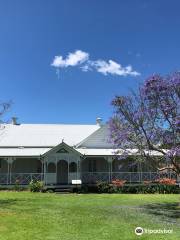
[{"xmin": 0, "ymin": 192, "xmax": 179, "ymax": 240}]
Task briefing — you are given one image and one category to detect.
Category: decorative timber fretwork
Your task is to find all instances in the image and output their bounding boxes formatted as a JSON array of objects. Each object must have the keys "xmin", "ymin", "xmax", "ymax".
[{"xmin": 56, "ymin": 148, "xmax": 69, "ymax": 154}]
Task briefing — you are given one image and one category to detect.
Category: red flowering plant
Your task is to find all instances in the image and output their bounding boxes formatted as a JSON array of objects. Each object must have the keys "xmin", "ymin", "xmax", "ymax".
[
  {"xmin": 154, "ymin": 178, "xmax": 176, "ymax": 185},
  {"xmin": 112, "ymin": 179, "xmax": 126, "ymax": 187},
  {"xmin": 143, "ymin": 180, "xmax": 152, "ymax": 185}
]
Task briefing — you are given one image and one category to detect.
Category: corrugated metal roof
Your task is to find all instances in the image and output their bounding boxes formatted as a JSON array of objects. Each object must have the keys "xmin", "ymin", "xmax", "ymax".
[
  {"xmin": 77, "ymin": 125, "xmax": 114, "ymax": 148},
  {"xmin": 0, "ymin": 124, "xmax": 165, "ymax": 157},
  {"xmin": 0, "ymin": 147, "xmax": 51, "ymax": 157},
  {"xmin": 77, "ymin": 148, "xmax": 164, "ymax": 156},
  {"xmin": 0, "ymin": 124, "xmax": 100, "ymax": 147},
  {"xmin": 0, "ymin": 147, "xmax": 164, "ymax": 157},
  {"xmin": 77, "ymin": 148, "xmax": 115, "ymax": 156}
]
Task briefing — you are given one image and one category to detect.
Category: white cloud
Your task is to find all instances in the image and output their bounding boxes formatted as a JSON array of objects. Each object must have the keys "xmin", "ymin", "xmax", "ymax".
[
  {"xmin": 51, "ymin": 50, "xmax": 89, "ymax": 68},
  {"xmin": 80, "ymin": 60, "xmax": 94, "ymax": 72},
  {"xmin": 93, "ymin": 59, "xmax": 140, "ymax": 76},
  {"xmin": 51, "ymin": 50, "xmax": 140, "ymax": 77},
  {"xmin": 80, "ymin": 64, "xmax": 91, "ymax": 72}
]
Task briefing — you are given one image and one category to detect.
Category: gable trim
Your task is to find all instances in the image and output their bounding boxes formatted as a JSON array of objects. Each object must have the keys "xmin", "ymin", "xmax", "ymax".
[{"xmin": 42, "ymin": 141, "xmax": 83, "ymax": 157}]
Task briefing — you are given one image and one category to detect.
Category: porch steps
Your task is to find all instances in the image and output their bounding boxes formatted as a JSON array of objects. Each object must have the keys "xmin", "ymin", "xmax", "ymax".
[{"xmin": 54, "ymin": 187, "xmax": 73, "ymax": 194}]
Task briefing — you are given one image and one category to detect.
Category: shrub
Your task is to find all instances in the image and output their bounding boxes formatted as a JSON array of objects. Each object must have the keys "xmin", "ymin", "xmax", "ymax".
[
  {"xmin": 13, "ymin": 180, "xmax": 23, "ymax": 191},
  {"xmin": 79, "ymin": 184, "xmax": 89, "ymax": 193},
  {"xmin": 154, "ymin": 178, "xmax": 176, "ymax": 185},
  {"xmin": 121, "ymin": 184, "xmax": 179, "ymax": 194},
  {"xmin": 29, "ymin": 180, "xmax": 44, "ymax": 192},
  {"xmin": 155, "ymin": 184, "xmax": 178, "ymax": 194},
  {"xmin": 97, "ymin": 181, "xmax": 115, "ymax": 193},
  {"xmin": 46, "ymin": 189, "xmax": 54, "ymax": 193},
  {"xmin": 143, "ymin": 180, "xmax": 152, "ymax": 185},
  {"xmin": 112, "ymin": 179, "xmax": 126, "ymax": 187},
  {"xmin": 97, "ymin": 180, "xmax": 126, "ymax": 193},
  {"xmin": 142, "ymin": 178, "xmax": 178, "ymax": 193},
  {"xmin": 97, "ymin": 181, "xmax": 179, "ymax": 194},
  {"xmin": 78, "ymin": 178, "xmax": 180, "ymax": 194}
]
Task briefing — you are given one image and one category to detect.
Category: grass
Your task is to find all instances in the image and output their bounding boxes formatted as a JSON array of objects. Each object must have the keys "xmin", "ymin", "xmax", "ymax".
[{"xmin": 0, "ymin": 192, "xmax": 179, "ymax": 240}]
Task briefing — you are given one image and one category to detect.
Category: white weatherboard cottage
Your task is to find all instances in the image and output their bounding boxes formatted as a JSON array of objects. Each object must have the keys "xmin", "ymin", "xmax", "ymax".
[{"xmin": 0, "ymin": 118, "xmax": 177, "ymax": 187}]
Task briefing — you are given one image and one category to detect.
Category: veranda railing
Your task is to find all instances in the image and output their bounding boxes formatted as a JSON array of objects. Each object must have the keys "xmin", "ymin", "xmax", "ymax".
[
  {"xmin": 0, "ymin": 173, "xmax": 43, "ymax": 185},
  {"xmin": 81, "ymin": 172, "xmax": 177, "ymax": 184},
  {"xmin": 0, "ymin": 172, "xmax": 177, "ymax": 185}
]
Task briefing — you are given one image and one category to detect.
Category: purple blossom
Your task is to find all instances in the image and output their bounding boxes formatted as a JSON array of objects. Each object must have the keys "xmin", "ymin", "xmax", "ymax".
[{"xmin": 109, "ymin": 72, "xmax": 180, "ymax": 174}]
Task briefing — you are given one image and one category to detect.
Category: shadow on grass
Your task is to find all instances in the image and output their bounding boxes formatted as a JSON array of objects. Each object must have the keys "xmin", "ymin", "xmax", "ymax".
[
  {"xmin": 143, "ymin": 203, "xmax": 180, "ymax": 219},
  {"xmin": 0, "ymin": 199, "xmax": 21, "ymax": 207}
]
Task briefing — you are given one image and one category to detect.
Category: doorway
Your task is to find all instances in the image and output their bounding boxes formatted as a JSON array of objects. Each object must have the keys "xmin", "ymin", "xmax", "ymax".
[{"xmin": 57, "ymin": 160, "xmax": 68, "ymax": 184}]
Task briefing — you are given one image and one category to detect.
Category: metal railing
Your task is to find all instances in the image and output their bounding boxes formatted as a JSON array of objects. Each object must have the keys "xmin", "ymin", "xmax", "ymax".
[{"xmin": 81, "ymin": 172, "xmax": 177, "ymax": 184}]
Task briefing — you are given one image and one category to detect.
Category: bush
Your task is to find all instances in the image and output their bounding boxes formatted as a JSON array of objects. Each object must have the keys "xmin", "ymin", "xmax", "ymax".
[
  {"xmin": 45, "ymin": 189, "xmax": 54, "ymax": 193},
  {"xmin": 96, "ymin": 180, "xmax": 180, "ymax": 194},
  {"xmin": 78, "ymin": 184, "xmax": 89, "ymax": 193},
  {"xmin": 78, "ymin": 178, "xmax": 180, "ymax": 194},
  {"xmin": 29, "ymin": 180, "xmax": 44, "ymax": 192},
  {"xmin": 121, "ymin": 184, "xmax": 179, "ymax": 194},
  {"xmin": 97, "ymin": 181, "xmax": 113, "ymax": 193},
  {"xmin": 154, "ymin": 178, "xmax": 176, "ymax": 185},
  {"xmin": 143, "ymin": 178, "xmax": 178, "ymax": 194},
  {"xmin": 77, "ymin": 184, "xmax": 98, "ymax": 193},
  {"xmin": 155, "ymin": 184, "xmax": 178, "ymax": 194},
  {"xmin": 12, "ymin": 180, "xmax": 23, "ymax": 191},
  {"xmin": 112, "ymin": 179, "xmax": 126, "ymax": 187},
  {"xmin": 97, "ymin": 181, "xmax": 125, "ymax": 193}
]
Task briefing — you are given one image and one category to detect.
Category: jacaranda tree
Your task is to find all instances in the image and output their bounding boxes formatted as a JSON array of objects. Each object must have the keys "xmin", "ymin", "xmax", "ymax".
[
  {"xmin": 0, "ymin": 101, "xmax": 10, "ymax": 123},
  {"xmin": 109, "ymin": 72, "xmax": 180, "ymax": 175}
]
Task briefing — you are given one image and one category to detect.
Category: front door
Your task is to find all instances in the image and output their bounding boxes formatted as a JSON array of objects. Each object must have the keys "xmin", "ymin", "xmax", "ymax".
[{"xmin": 57, "ymin": 160, "xmax": 68, "ymax": 184}]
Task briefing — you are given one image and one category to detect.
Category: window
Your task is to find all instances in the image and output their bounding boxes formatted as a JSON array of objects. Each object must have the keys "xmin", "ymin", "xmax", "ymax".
[
  {"xmin": 48, "ymin": 163, "xmax": 56, "ymax": 173},
  {"xmin": 88, "ymin": 159, "xmax": 96, "ymax": 172},
  {"xmin": 69, "ymin": 162, "xmax": 77, "ymax": 173},
  {"xmin": 37, "ymin": 160, "xmax": 42, "ymax": 173}
]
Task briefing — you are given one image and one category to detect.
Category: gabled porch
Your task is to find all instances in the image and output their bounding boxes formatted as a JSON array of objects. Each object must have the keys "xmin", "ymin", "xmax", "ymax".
[{"xmin": 0, "ymin": 142, "xmax": 82, "ymax": 185}]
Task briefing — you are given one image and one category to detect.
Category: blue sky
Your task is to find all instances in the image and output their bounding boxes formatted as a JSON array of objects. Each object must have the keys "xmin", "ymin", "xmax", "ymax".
[{"xmin": 0, "ymin": 0, "xmax": 180, "ymax": 124}]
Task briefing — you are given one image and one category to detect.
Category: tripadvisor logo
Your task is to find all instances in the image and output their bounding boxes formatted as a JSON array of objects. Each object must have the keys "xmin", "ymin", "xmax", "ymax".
[
  {"xmin": 135, "ymin": 227, "xmax": 173, "ymax": 235},
  {"xmin": 135, "ymin": 227, "xmax": 144, "ymax": 236}
]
